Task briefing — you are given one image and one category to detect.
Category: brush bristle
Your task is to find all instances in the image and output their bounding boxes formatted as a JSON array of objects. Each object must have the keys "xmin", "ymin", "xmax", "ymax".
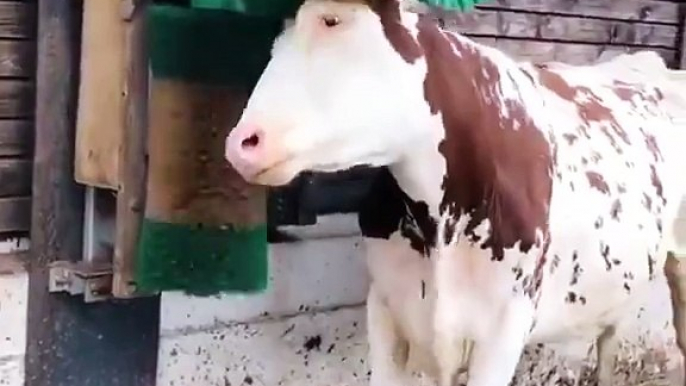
[{"xmin": 417, "ymin": 0, "xmax": 487, "ymax": 12}]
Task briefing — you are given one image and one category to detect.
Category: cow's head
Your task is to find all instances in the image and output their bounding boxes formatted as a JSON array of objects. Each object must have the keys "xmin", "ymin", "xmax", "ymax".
[{"xmin": 225, "ymin": 0, "xmax": 431, "ymax": 186}]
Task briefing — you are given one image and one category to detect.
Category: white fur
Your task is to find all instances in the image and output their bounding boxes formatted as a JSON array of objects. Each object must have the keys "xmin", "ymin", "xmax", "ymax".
[{"xmin": 227, "ymin": 1, "xmax": 686, "ymax": 385}]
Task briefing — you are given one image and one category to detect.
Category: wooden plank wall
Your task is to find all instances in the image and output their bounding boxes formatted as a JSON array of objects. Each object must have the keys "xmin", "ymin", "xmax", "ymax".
[
  {"xmin": 432, "ymin": 0, "xmax": 684, "ymax": 67},
  {"xmin": 0, "ymin": 0, "xmax": 36, "ymax": 234}
]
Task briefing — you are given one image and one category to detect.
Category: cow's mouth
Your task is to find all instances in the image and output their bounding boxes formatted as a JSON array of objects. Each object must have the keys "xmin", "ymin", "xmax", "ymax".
[{"xmin": 251, "ymin": 156, "xmax": 300, "ymax": 186}]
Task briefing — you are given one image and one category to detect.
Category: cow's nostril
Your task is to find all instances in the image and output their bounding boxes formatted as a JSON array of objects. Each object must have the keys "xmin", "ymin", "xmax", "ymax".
[{"xmin": 241, "ymin": 134, "xmax": 260, "ymax": 149}]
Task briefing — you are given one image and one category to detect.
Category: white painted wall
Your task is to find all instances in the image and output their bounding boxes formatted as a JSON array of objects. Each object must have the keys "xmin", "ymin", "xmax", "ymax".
[{"xmin": 0, "ymin": 238, "xmax": 30, "ymax": 386}]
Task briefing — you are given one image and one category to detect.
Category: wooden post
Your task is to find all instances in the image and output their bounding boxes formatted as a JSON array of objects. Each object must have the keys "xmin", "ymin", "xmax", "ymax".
[
  {"xmin": 679, "ymin": 2, "xmax": 686, "ymax": 69},
  {"xmin": 113, "ymin": 0, "xmax": 149, "ymax": 298},
  {"xmin": 25, "ymin": 1, "xmax": 160, "ymax": 385}
]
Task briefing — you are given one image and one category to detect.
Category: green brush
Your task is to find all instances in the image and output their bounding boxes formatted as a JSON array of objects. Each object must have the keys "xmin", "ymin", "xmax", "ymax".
[
  {"xmin": 419, "ymin": 0, "xmax": 488, "ymax": 12},
  {"xmin": 135, "ymin": 5, "xmax": 282, "ymax": 296}
]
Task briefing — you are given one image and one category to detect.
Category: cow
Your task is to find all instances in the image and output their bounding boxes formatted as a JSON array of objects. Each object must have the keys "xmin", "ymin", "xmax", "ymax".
[{"xmin": 223, "ymin": 0, "xmax": 686, "ymax": 385}]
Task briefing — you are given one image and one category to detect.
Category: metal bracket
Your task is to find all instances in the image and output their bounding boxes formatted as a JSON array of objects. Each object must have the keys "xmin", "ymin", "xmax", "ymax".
[
  {"xmin": 48, "ymin": 261, "xmax": 113, "ymax": 303},
  {"xmin": 120, "ymin": 0, "xmax": 146, "ymax": 21}
]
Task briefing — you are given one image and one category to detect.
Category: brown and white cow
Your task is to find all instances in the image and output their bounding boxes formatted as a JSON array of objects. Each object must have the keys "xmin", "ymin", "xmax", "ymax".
[{"xmin": 224, "ymin": 0, "xmax": 686, "ymax": 385}]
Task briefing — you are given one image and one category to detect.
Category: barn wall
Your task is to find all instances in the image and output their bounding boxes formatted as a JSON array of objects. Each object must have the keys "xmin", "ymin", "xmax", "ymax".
[
  {"xmin": 0, "ymin": 1, "xmax": 35, "ymax": 385},
  {"xmin": 438, "ymin": 0, "xmax": 684, "ymax": 67},
  {"xmin": 0, "ymin": 1, "xmax": 35, "ymax": 235},
  {"xmin": 156, "ymin": 1, "xmax": 686, "ymax": 385}
]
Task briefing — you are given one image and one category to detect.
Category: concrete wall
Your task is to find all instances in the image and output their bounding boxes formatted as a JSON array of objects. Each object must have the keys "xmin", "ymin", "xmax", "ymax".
[
  {"xmin": 157, "ymin": 215, "xmax": 371, "ymax": 386},
  {"xmin": 0, "ymin": 238, "xmax": 30, "ymax": 386}
]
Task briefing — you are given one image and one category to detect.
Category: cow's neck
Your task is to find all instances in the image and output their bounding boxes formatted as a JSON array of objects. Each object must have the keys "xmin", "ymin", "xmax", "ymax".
[
  {"xmin": 378, "ymin": 6, "xmax": 552, "ymax": 259},
  {"xmin": 388, "ymin": 136, "xmax": 446, "ymax": 219}
]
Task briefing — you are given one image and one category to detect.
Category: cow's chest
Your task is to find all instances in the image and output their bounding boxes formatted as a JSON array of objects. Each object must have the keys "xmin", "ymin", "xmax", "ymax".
[{"xmin": 358, "ymin": 168, "xmax": 437, "ymax": 258}]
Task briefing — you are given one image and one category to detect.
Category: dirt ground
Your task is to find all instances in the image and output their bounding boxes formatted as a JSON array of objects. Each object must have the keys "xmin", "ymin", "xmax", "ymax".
[{"xmin": 636, "ymin": 369, "xmax": 681, "ymax": 386}]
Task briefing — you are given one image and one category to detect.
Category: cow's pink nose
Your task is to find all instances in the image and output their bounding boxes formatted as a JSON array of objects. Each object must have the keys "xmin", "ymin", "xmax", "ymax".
[{"xmin": 225, "ymin": 123, "xmax": 269, "ymax": 178}]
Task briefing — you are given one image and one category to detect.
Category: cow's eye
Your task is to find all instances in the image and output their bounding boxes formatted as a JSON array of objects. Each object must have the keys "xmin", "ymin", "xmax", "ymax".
[{"xmin": 321, "ymin": 14, "xmax": 341, "ymax": 28}]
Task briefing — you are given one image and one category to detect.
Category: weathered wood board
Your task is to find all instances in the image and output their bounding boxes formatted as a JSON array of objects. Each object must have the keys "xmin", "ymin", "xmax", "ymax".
[
  {"xmin": 0, "ymin": 1, "xmax": 36, "ymax": 39},
  {"xmin": 74, "ymin": 0, "xmax": 126, "ymax": 189},
  {"xmin": 0, "ymin": 1, "xmax": 36, "ymax": 235},
  {"xmin": 0, "ymin": 196, "xmax": 30, "ymax": 232},
  {"xmin": 0, "ymin": 120, "xmax": 32, "ymax": 157},
  {"xmin": 113, "ymin": 2, "xmax": 149, "ymax": 298},
  {"xmin": 475, "ymin": 0, "xmax": 681, "ymax": 24},
  {"xmin": 0, "ymin": 159, "xmax": 31, "ymax": 197},
  {"xmin": 0, "ymin": 40, "xmax": 35, "ymax": 77},
  {"xmin": 0, "ymin": 80, "xmax": 33, "ymax": 118},
  {"xmin": 429, "ymin": 0, "xmax": 685, "ymax": 66},
  {"xmin": 447, "ymin": 10, "xmax": 678, "ymax": 47},
  {"xmin": 679, "ymin": 3, "xmax": 686, "ymax": 69}
]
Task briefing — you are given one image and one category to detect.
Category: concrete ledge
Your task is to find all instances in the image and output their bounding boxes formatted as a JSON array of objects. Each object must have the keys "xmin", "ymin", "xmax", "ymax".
[
  {"xmin": 157, "ymin": 306, "xmax": 370, "ymax": 386},
  {"xmin": 0, "ymin": 246, "xmax": 28, "ymax": 386},
  {"xmin": 160, "ymin": 228, "xmax": 368, "ymax": 333},
  {"xmin": 0, "ymin": 355, "xmax": 25, "ymax": 386},
  {"xmin": 157, "ymin": 292, "xmax": 681, "ymax": 386},
  {"xmin": 0, "ymin": 268, "xmax": 28, "ymax": 358}
]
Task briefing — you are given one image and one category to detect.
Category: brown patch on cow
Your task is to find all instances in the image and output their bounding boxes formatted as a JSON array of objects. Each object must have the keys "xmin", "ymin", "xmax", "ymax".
[
  {"xmin": 594, "ymin": 217, "xmax": 604, "ymax": 229},
  {"xmin": 650, "ymin": 165, "xmax": 665, "ymax": 204},
  {"xmin": 610, "ymin": 199, "xmax": 622, "ymax": 220},
  {"xmin": 586, "ymin": 171, "xmax": 609, "ymax": 194},
  {"xmin": 414, "ymin": 15, "xmax": 553, "ymax": 262},
  {"xmin": 644, "ymin": 134, "xmax": 661, "ymax": 161},
  {"xmin": 570, "ymin": 261, "xmax": 582, "ymax": 286},
  {"xmin": 527, "ymin": 237, "xmax": 550, "ymax": 299},
  {"xmin": 612, "ymin": 80, "xmax": 665, "ymax": 107},
  {"xmin": 562, "ymin": 133, "xmax": 578, "ymax": 145},
  {"xmin": 367, "ymin": 0, "xmax": 422, "ymax": 64},
  {"xmin": 639, "ymin": 127, "xmax": 663, "ymax": 162},
  {"xmin": 537, "ymin": 68, "xmax": 630, "ymax": 153},
  {"xmin": 647, "ymin": 253, "xmax": 655, "ymax": 280},
  {"xmin": 535, "ymin": 65, "xmax": 576, "ymax": 100},
  {"xmin": 613, "ymin": 82, "xmax": 635, "ymax": 102},
  {"xmin": 642, "ymin": 193, "xmax": 652, "ymax": 211},
  {"xmin": 601, "ymin": 243, "xmax": 612, "ymax": 271}
]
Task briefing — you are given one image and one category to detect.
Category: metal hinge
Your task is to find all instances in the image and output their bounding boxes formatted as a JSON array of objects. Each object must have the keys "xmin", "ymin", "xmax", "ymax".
[{"xmin": 48, "ymin": 261, "xmax": 113, "ymax": 303}]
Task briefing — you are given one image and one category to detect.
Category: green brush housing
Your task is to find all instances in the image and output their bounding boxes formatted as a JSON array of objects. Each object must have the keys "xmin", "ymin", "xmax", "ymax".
[
  {"xmin": 136, "ymin": 5, "xmax": 280, "ymax": 296},
  {"xmin": 189, "ymin": 0, "xmax": 488, "ymax": 17}
]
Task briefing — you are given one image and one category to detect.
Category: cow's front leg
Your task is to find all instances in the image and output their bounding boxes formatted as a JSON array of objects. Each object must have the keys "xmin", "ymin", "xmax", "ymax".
[
  {"xmin": 367, "ymin": 286, "xmax": 410, "ymax": 386},
  {"xmin": 596, "ymin": 325, "xmax": 618, "ymax": 386},
  {"xmin": 464, "ymin": 298, "xmax": 534, "ymax": 386}
]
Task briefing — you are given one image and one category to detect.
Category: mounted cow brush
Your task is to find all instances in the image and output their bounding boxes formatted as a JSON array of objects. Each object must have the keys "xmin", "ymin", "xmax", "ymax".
[{"xmin": 136, "ymin": 0, "xmax": 491, "ymax": 297}]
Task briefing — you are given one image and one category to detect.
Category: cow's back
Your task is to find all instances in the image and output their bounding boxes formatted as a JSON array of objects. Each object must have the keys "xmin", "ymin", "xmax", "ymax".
[{"xmin": 525, "ymin": 53, "xmax": 686, "ymax": 341}]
